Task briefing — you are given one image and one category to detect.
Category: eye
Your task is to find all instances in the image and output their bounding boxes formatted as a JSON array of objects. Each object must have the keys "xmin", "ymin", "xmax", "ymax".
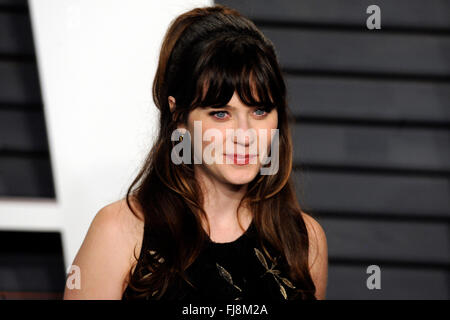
[
  {"xmin": 254, "ymin": 108, "xmax": 268, "ymax": 117},
  {"xmin": 209, "ymin": 111, "xmax": 229, "ymax": 120}
]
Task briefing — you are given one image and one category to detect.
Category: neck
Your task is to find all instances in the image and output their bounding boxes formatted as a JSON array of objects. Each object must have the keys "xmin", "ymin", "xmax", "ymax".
[{"xmin": 194, "ymin": 166, "xmax": 253, "ymax": 232}]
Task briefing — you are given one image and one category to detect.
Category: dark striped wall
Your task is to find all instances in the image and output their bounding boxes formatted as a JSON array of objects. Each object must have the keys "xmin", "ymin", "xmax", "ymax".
[
  {"xmin": 0, "ymin": 0, "xmax": 448, "ymax": 300},
  {"xmin": 0, "ymin": 230, "xmax": 65, "ymax": 299},
  {"xmin": 217, "ymin": 0, "xmax": 450, "ymax": 299},
  {"xmin": 0, "ymin": 0, "xmax": 64, "ymax": 300},
  {"xmin": 0, "ymin": 0, "xmax": 54, "ymax": 198}
]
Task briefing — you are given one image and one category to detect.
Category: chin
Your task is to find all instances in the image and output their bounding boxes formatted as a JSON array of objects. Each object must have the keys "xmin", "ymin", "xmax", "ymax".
[{"xmin": 222, "ymin": 167, "xmax": 259, "ymax": 185}]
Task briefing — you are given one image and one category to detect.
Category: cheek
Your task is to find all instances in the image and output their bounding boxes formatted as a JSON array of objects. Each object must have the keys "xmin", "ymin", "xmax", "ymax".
[
  {"xmin": 193, "ymin": 120, "xmax": 227, "ymax": 161},
  {"xmin": 271, "ymin": 111, "xmax": 279, "ymax": 129},
  {"xmin": 258, "ymin": 113, "xmax": 278, "ymax": 150},
  {"xmin": 201, "ymin": 125, "xmax": 220, "ymax": 151}
]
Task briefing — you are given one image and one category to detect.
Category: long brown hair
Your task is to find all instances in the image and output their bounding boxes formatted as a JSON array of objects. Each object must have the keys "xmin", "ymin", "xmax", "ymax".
[{"xmin": 123, "ymin": 4, "xmax": 316, "ymax": 300}]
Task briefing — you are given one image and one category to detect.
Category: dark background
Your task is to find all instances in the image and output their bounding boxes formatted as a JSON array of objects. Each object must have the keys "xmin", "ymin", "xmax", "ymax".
[
  {"xmin": 0, "ymin": 0, "xmax": 63, "ymax": 300},
  {"xmin": 0, "ymin": 0, "xmax": 448, "ymax": 299},
  {"xmin": 216, "ymin": 0, "xmax": 450, "ymax": 299}
]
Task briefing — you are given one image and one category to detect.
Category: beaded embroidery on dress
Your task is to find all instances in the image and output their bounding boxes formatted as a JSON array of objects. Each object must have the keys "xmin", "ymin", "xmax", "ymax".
[{"xmin": 122, "ymin": 220, "xmax": 315, "ymax": 301}]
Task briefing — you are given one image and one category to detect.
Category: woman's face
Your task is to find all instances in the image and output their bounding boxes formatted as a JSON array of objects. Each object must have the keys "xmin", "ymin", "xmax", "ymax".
[{"xmin": 170, "ymin": 91, "xmax": 278, "ymax": 186}]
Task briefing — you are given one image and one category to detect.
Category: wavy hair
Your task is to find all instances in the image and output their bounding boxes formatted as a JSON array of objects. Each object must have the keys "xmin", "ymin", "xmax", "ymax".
[{"xmin": 122, "ymin": 4, "xmax": 316, "ymax": 300}]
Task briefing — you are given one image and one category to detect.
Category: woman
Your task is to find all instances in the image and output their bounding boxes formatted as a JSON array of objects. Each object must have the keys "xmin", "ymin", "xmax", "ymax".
[{"xmin": 64, "ymin": 4, "xmax": 327, "ymax": 301}]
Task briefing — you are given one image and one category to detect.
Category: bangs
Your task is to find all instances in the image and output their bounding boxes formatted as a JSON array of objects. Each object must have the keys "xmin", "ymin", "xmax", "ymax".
[{"xmin": 189, "ymin": 37, "xmax": 284, "ymax": 112}]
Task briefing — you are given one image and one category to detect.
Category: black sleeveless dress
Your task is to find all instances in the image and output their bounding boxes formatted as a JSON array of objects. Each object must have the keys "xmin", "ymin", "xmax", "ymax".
[{"xmin": 122, "ymin": 220, "xmax": 314, "ymax": 301}]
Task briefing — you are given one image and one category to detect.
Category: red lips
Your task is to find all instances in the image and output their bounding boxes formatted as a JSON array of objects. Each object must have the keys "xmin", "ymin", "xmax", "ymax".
[{"xmin": 224, "ymin": 154, "xmax": 257, "ymax": 165}]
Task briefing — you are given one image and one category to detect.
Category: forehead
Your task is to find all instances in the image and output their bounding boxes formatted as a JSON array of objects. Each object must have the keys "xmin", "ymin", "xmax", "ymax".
[{"xmin": 226, "ymin": 91, "xmax": 249, "ymax": 108}]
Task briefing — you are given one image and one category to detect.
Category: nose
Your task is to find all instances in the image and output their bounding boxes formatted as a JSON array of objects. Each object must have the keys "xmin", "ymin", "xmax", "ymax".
[{"xmin": 232, "ymin": 115, "xmax": 255, "ymax": 146}]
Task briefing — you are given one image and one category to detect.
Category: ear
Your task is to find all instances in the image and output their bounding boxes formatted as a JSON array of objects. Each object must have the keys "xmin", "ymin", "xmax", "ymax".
[
  {"xmin": 168, "ymin": 96, "xmax": 176, "ymax": 113},
  {"xmin": 168, "ymin": 96, "xmax": 186, "ymax": 130}
]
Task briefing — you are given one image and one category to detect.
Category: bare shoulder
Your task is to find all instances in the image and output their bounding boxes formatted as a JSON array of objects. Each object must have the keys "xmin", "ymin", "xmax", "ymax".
[
  {"xmin": 100, "ymin": 197, "xmax": 145, "ymax": 239},
  {"xmin": 95, "ymin": 197, "xmax": 146, "ymax": 268},
  {"xmin": 300, "ymin": 211, "xmax": 327, "ymax": 264},
  {"xmin": 301, "ymin": 211, "xmax": 327, "ymax": 248},
  {"xmin": 301, "ymin": 211, "xmax": 328, "ymax": 299},
  {"xmin": 63, "ymin": 197, "xmax": 145, "ymax": 299}
]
